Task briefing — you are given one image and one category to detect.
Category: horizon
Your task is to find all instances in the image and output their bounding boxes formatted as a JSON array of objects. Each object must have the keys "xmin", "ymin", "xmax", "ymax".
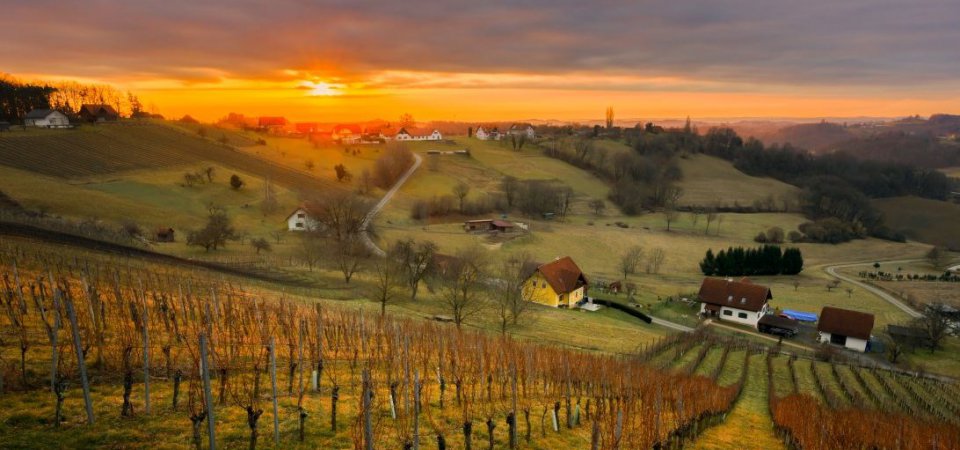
[{"xmin": 4, "ymin": 1, "xmax": 960, "ymax": 122}]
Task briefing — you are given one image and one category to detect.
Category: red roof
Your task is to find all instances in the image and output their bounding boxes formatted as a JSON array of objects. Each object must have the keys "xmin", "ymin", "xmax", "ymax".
[
  {"xmin": 258, "ymin": 117, "xmax": 287, "ymax": 127},
  {"xmin": 534, "ymin": 257, "xmax": 587, "ymax": 294},
  {"xmin": 697, "ymin": 277, "xmax": 771, "ymax": 312},
  {"xmin": 817, "ymin": 307, "xmax": 875, "ymax": 341}
]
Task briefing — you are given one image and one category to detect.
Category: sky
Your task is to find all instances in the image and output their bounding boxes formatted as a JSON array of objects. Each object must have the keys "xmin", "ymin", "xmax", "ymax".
[{"xmin": 2, "ymin": 0, "xmax": 959, "ymax": 123}]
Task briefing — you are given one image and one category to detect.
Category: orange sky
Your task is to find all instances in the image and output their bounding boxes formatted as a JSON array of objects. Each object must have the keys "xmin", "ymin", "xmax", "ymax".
[{"xmin": 5, "ymin": 1, "xmax": 960, "ymax": 123}]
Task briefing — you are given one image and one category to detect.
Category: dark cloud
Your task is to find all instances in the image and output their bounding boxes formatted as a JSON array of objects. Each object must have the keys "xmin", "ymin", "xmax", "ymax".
[{"xmin": 3, "ymin": 0, "xmax": 958, "ymax": 90}]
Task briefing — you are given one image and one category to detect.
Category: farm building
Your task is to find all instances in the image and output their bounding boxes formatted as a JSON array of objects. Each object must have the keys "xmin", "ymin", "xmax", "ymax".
[
  {"xmin": 817, "ymin": 306, "xmax": 875, "ymax": 352},
  {"xmin": 286, "ymin": 206, "xmax": 322, "ymax": 231},
  {"xmin": 523, "ymin": 256, "xmax": 588, "ymax": 308},
  {"xmin": 474, "ymin": 125, "xmax": 501, "ymax": 140},
  {"xmin": 463, "ymin": 219, "xmax": 514, "ymax": 233},
  {"xmin": 886, "ymin": 324, "xmax": 933, "ymax": 350},
  {"xmin": 334, "ymin": 124, "xmax": 362, "ymax": 143},
  {"xmin": 258, "ymin": 117, "xmax": 288, "ymax": 132},
  {"xmin": 758, "ymin": 315, "xmax": 799, "ymax": 337},
  {"xmin": 507, "ymin": 123, "xmax": 536, "ymax": 139},
  {"xmin": 395, "ymin": 128, "xmax": 442, "ymax": 141},
  {"xmin": 79, "ymin": 104, "xmax": 119, "ymax": 122},
  {"xmin": 24, "ymin": 109, "xmax": 71, "ymax": 128},
  {"xmin": 697, "ymin": 277, "xmax": 772, "ymax": 328},
  {"xmin": 154, "ymin": 227, "xmax": 175, "ymax": 242}
]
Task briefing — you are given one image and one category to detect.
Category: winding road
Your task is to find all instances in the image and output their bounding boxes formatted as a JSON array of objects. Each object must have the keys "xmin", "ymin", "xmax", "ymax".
[
  {"xmin": 360, "ymin": 153, "xmax": 422, "ymax": 257},
  {"xmin": 823, "ymin": 259, "xmax": 923, "ymax": 318}
]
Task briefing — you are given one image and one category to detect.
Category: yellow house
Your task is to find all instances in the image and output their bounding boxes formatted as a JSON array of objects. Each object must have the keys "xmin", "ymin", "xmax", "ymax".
[{"xmin": 523, "ymin": 257, "xmax": 588, "ymax": 308}]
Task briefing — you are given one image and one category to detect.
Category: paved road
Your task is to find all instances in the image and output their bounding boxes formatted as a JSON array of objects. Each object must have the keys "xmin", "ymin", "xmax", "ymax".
[
  {"xmin": 360, "ymin": 153, "xmax": 422, "ymax": 257},
  {"xmin": 823, "ymin": 260, "xmax": 923, "ymax": 319}
]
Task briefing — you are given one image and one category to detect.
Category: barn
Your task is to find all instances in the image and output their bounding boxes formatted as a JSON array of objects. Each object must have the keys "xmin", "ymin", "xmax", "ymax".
[
  {"xmin": 286, "ymin": 206, "xmax": 322, "ymax": 231},
  {"xmin": 697, "ymin": 277, "xmax": 772, "ymax": 328},
  {"xmin": 79, "ymin": 104, "xmax": 120, "ymax": 122},
  {"xmin": 817, "ymin": 306, "xmax": 875, "ymax": 352}
]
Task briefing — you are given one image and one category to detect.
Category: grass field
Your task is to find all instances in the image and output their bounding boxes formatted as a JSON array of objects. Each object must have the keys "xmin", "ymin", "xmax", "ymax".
[
  {"xmin": 677, "ymin": 154, "xmax": 800, "ymax": 209},
  {"xmin": 874, "ymin": 196, "xmax": 960, "ymax": 249}
]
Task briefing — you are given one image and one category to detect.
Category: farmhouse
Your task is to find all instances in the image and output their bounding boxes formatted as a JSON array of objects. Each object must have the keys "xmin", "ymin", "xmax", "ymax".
[
  {"xmin": 24, "ymin": 109, "xmax": 70, "ymax": 128},
  {"xmin": 334, "ymin": 124, "xmax": 362, "ymax": 143},
  {"xmin": 258, "ymin": 117, "xmax": 288, "ymax": 132},
  {"xmin": 395, "ymin": 128, "xmax": 442, "ymax": 141},
  {"xmin": 697, "ymin": 277, "xmax": 772, "ymax": 328},
  {"xmin": 79, "ymin": 104, "xmax": 119, "ymax": 122},
  {"xmin": 507, "ymin": 123, "xmax": 536, "ymax": 139},
  {"xmin": 523, "ymin": 256, "xmax": 588, "ymax": 308},
  {"xmin": 817, "ymin": 306, "xmax": 875, "ymax": 352},
  {"xmin": 463, "ymin": 219, "xmax": 514, "ymax": 233},
  {"xmin": 474, "ymin": 125, "xmax": 501, "ymax": 141},
  {"xmin": 286, "ymin": 206, "xmax": 322, "ymax": 231}
]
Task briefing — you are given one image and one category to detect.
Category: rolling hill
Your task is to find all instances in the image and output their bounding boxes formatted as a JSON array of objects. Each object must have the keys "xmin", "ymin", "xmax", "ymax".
[{"xmin": 874, "ymin": 196, "xmax": 960, "ymax": 250}]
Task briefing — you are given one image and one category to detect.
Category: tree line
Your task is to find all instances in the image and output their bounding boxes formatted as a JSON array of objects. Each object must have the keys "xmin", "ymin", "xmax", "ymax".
[
  {"xmin": 699, "ymin": 245, "xmax": 804, "ymax": 276},
  {"xmin": 1, "ymin": 74, "xmax": 146, "ymax": 123}
]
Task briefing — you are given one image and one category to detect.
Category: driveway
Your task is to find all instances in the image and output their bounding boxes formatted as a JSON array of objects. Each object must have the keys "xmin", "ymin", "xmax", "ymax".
[
  {"xmin": 823, "ymin": 260, "xmax": 923, "ymax": 319},
  {"xmin": 360, "ymin": 153, "xmax": 422, "ymax": 256}
]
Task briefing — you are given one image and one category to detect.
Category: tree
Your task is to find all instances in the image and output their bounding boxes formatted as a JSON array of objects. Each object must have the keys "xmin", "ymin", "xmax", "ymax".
[
  {"xmin": 305, "ymin": 191, "xmax": 372, "ymax": 242},
  {"xmin": 391, "ymin": 239, "xmax": 438, "ymax": 300},
  {"xmin": 492, "ymin": 253, "xmax": 537, "ymax": 334},
  {"xmin": 556, "ymin": 188, "xmax": 574, "ymax": 220},
  {"xmin": 913, "ymin": 303, "xmax": 952, "ymax": 352},
  {"xmin": 453, "ymin": 182, "xmax": 470, "ymax": 213},
  {"xmin": 230, "ymin": 174, "xmax": 245, "ymax": 190},
  {"xmin": 399, "ymin": 113, "xmax": 415, "ymax": 128},
  {"xmin": 605, "ymin": 106, "xmax": 614, "ymax": 129},
  {"xmin": 250, "ymin": 237, "xmax": 271, "ymax": 254},
  {"xmin": 334, "ymin": 164, "xmax": 352, "ymax": 182},
  {"xmin": 664, "ymin": 209, "xmax": 680, "ymax": 231},
  {"xmin": 186, "ymin": 205, "xmax": 239, "ymax": 251},
  {"xmin": 926, "ymin": 246, "xmax": 952, "ymax": 270},
  {"xmin": 269, "ymin": 230, "xmax": 284, "ymax": 244},
  {"xmin": 844, "ymin": 287, "xmax": 854, "ymax": 298},
  {"xmin": 372, "ymin": 143, "xmax": 415, "ymax": 189},
  {"xmin": 765, "ymin": 227, "xmax": 785, "ymax": 244},
  {"xmin": 826, "ymin": 280, "xmax": 840, "ymax": 292},
  {"xmin": 329, "ymin": 238, "xmax": 369, "ymax": 284},
  {"xmin": 437, "ymin": 246, "xmax": 488, "ymax": 328},
  {"xmin": 261, "ymin": 179, "xmax": 279, "ymax": 214},
  {"xmin": 781, "ymin": 248, "xmax": 804, "ymax": 275},
  {"xmin": 645, "ymin": 248, "xmax": 666, "ymax": 274},
  {"xmin": 699, "ymin": 249, "xmax": 717, "ymax": 276},
  {"xmin": 588, "ymin": 199, "xmax": 606, "ymax": 216},
  {"xmin": 704, "ymin": 211, "xmax": 717, "ymax": 235},
  {"xmin": 618, "ymin": 246, "xmax": 644, "ymax": 280},
  {"xmin": 370, "ymin": 258, "xmax": 403, "ymax": 316},
  {"xmin": 501, "ymin": 176, "xmax": 519, "ymax": 208}
]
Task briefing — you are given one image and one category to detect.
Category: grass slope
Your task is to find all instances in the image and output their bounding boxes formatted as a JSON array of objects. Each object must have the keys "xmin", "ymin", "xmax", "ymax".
[
  {"xmin": 677, "ymin": 154, "xmax": 800, "ymax": 208},
  {"xmin": 874, "ymin": 196, "xmax": 960, "ymax": 249}
]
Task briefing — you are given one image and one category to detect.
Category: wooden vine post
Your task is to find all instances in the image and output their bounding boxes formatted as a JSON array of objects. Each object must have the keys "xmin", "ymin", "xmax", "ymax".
[
  {"xmin": 199, "ymin": 333, "xmax": 216, "ymax": 450},
  {"xmin": 65, "ymin": 293, "xmax": 95, "ymax": 425},
  {"xmin": 269, "ymin": 336, "xmax": 280, "ymax": 446}
]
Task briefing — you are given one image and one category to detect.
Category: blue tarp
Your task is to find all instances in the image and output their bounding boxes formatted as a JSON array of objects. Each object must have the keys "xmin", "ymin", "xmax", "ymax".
[{"xmin": 782, "ymin": 309, "xmax": 818, "ymax": 322}]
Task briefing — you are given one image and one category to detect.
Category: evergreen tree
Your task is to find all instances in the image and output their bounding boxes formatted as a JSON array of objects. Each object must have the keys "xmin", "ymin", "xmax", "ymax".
[
  {"xmin": 699, "ymin": 249, "xmax": 717, "ymax": 275},
  {"xmin": 781, "ymin": 248, "xmax": 805, "ymax": 275}
]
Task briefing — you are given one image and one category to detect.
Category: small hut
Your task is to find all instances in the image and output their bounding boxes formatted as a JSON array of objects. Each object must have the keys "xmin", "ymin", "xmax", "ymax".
[{"xmin": 155, "ymin": 227, "xmax": 175, "ymax": 242}]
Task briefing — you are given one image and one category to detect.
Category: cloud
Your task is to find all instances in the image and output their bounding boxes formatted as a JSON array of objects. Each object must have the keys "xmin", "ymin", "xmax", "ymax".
[{"xmin": 2, "ymin": 0, "xmax": 958, "ymax": 92}]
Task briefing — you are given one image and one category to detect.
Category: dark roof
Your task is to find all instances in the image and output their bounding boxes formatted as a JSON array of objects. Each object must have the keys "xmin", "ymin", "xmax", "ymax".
[
  {"xmin": 697, "ymin": 277, "xmax": 771, "ymax": 312},
  {"xmin": 758, "ymin": 315, "xmax": 799, "ymax": 331},
  {"xmin": 491, "ymin": 220, "xmax": 513, "ymax": 228},
  {"xmin": 886, "ymin": 324, "xmax": 926, "ymax": 339},
  {"xmin": 533, "ymin": 257, "xmax": 587, "ymax": 294},
  {"xmin": 464, "ymin": 219, "xmax": 494, "ymax": 224},
  {"xmin": 818, "ymin": 307, "xmax": 874, "ymax": 341},
  {"xmin": 25, "ymin": 109, "xmax": 55, "ymax": 119},
  {"xmin": 80, "ymin": 104, "xmax": 118, "ymax": 116}
]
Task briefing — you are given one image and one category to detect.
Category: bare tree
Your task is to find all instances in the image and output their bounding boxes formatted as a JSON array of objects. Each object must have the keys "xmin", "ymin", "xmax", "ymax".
[
  {"xmin": 492, "ymin": 253, "xmax": 537, "ymax": 334},
  {"xmin": 305, "ymin": 191, "xmax": 372, "ymax": 242},
  {"xmin": 370, "ymin": 258, "xmax": 404, "ymax": 316},
  {"xmin": 588, "ymin": 199, "xmax": 606, "ymax": 216},
  {"xmin": 437, "ymin": 246, "xmax": 489, "ymax": 328},
  {"xmin": 261, "ymin": 179, "xmax": 279, "ymax": 214},
  {"xmin": 618, "ymin": 246, "xmax": 644, "ymax": 280},
  {"xmin": 556, "ymin": 188, "xmax": 574, "ymax": 221},
  {"xmin": 926, "ymin": 246, "xmax": 952, "ymax": 270},
  {"xmin": 825, "ymin": 280, "xmax": 841, "ymax": 292},
  {"xmin": 391, "ymin": 239, "xmax": 438, "ymax": 300},
  {"xmin": 329, "ymin": 238, "xmax": 370, "ymax": 284},
  {"xmin": 704, "ymin": 211, "xmax": 717, "ymax": 235},
  {"xmin": 645, "ymin": 248, "xmax": 666, "ymax": 274},
  {"xmin": 664, "ymin": 209, "xmax": 680, "ymax": 231},
  {"xmin": 453, "ymin": 182, "xmax": 470, "ymax": 213},
  {"xmin": 913, "ymin": 303, "xmax": 953, "ymax": 352}
]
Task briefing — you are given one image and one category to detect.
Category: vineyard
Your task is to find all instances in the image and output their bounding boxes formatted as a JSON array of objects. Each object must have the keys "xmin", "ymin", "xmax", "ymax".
[
  {"xmin": 0, "ymin": 243, "xmax": 744, "ymax": 449},
  {"xmin": 0, "ymin": 122, "xmax": 342, "ymax": 193}
]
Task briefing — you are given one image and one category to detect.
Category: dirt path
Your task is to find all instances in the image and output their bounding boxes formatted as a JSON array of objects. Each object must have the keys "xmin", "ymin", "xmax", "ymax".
[
  {"xmin": 706, "ymin": 320, "xmax": 813, "ymax": 351},
  {"xmin": 689, "ymin": 354, "xmax": 786, "ymax": 450},
  {"xmin": 360, "ymin": 153, "xmax": 422, "ymax": 256}
]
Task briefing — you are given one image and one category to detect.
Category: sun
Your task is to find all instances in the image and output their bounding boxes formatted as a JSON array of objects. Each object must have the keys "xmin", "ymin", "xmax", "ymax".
[{"xmin": 304, "ymin": 81, "xmax": 340, "ymax": 96}]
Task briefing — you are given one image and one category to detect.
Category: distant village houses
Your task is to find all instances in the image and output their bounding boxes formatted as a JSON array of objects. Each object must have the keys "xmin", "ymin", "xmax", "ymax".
[
  {"xmin": 79, "ymin": 104, "xmax": 119, "ymax": 123},
  {"xmin": 395, "ymin": 128, "xmax": 442, "ymax": 141},
  {"xmin": 697, "ymin": 277, "xmax": 772, "ymax": 328},
  {"xmin": 258, "ymin": 117, "xmax": 288, "ymax": 133},
  {"xmin": 24, "ymin": 109, "xmax": 71, "ymax": 128},
  {"xmin": 507, "ymin": 123, "xmax": 536, "ymax": 139},
  {"xmin": 474, "ymin": 125, "xmax": 501, "ymax": 141},
  {"xmin": 523, "ymin": 257, "xmax": 588, "ymax": 308}
]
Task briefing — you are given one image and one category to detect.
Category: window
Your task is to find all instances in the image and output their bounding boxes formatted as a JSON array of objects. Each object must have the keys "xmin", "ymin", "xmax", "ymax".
[
  {"xmin": 723, "ymin": 310, "xmax": 733, "ymax": 316},
  {"xmin": 296, "ymin": 222, "xmax": 304, "ymax": 228},
  {"xmin": 738, "ymin": 312, "xmax": 748, "ymax": 319},
  {"xmin": 297, "ymin": 213, "xmax": 305, "ymax": 219}
]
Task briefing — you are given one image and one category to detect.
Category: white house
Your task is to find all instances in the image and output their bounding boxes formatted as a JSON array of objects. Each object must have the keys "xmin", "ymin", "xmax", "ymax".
[
  {"xmin": 817, "ymin": 306, "xmax": 875, "ymax": 352},
  {"xmin": 474, "ymin": 126, "xmax": 500, "ymax": 141},
  {"xmin": 24, "ymin": 109, "xmax": 70, "ymax": 128},
  {"xmin": 395, "ymin": 128, "xmax": 442, "ymax": 141},
  {"xmin": 507, "ymin": 123, "xmax": 536, "ymax": 139},
  {"xmin": 697, "ymin": 277, "xmax": 772, "ymax": 328},
  {"xmin": 286, "ymin": 207, "xmax": 321, "ymax": 231}
]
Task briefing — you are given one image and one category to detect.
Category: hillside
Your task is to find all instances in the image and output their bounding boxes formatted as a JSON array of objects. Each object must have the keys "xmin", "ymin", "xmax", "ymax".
[
  {"xmin": 874, "ymin": 196, "xmax": 960, "ymax": 250},
  {"xmin": 752, "ymin": 122, "xmax": 854, "ymax": 153},
  {"xmin": 676, "ymin": 154, "xmax": 800, "ymax": 209}
]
